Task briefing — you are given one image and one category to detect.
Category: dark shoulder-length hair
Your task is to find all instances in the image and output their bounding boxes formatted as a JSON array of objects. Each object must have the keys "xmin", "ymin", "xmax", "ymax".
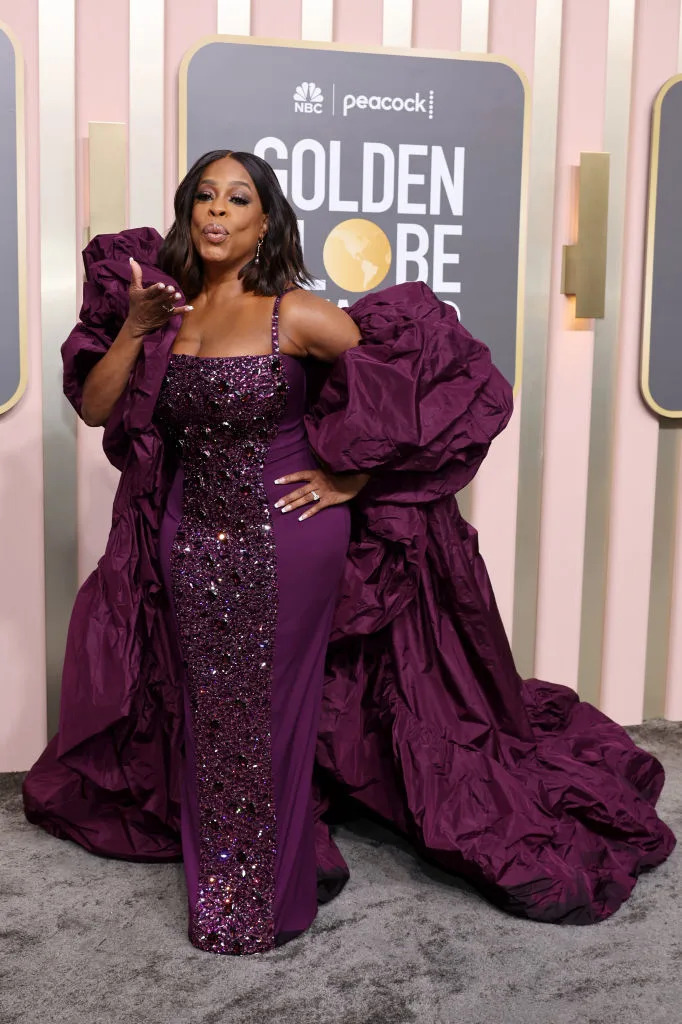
[{"xmin": 158, "ymin": 149, "xmax": 313, "ymax": 299}]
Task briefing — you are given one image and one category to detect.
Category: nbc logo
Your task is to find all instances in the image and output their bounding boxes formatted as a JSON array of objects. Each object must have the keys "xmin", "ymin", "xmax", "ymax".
[{"xmin": 293, "ymin": 82, "xmax": 324, "ymax": 114}]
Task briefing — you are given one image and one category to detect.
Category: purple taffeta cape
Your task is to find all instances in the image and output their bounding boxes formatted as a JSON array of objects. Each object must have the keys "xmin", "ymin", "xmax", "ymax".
[{"xmin": 23, "ymin": 227, "xmax": 676, "ymax": 926}]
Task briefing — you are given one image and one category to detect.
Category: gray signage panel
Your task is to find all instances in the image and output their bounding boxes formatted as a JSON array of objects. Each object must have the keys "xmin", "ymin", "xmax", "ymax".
[
  {"xmin": 643, "ymin": 75, "xmax": 682, "ymax": 417},
  {"xmin": 182, "ymin": 38, "xmax": 527, "ymax": 389},
  {"xmin": 0, "ymin": 25, "xmax": 23, "ymax": 415}
]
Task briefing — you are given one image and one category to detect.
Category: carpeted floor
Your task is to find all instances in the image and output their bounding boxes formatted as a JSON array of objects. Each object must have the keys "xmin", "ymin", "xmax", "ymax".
[{"xmin": 1, "ymin": 720, "xmax": 681, "ymax": 1024}]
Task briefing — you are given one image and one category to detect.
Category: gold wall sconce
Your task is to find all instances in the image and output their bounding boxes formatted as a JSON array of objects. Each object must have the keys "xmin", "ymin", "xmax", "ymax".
[
  {"xmin": 87, "ymin": 121, "xmax": 126, "ymax": 242},
  {"xmin": 561, "ymin": 152, "xmax": 610, "ymax": 318}
]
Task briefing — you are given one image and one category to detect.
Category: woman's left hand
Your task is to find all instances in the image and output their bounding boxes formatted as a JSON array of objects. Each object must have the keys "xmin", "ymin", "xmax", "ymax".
[{"xmin": 274, "ymin": 468, "xmax": 369, "ymax": 521}]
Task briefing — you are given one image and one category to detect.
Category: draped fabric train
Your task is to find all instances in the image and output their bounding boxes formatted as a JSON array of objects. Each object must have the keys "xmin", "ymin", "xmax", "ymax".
[{"xmin": 306, "ymin": 286, "xmax": 676, "ymax": 924}]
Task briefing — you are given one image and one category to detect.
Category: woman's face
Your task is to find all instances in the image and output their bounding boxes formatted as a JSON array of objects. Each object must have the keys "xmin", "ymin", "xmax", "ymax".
[{"xmin": 189, "ymin": 155, "xmax": 268, "ymax": 273}]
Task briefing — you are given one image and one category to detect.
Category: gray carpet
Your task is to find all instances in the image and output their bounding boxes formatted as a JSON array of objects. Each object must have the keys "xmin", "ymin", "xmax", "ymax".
[{"xmin": 1, "ymin": 721, "xmax": 681, "ymax": 1024}]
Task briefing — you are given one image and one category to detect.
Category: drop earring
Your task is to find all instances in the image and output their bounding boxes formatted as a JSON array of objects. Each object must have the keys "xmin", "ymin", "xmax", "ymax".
[{"xmin": 255, "ymin": 236, "xmax": 263, "ymax": 264}]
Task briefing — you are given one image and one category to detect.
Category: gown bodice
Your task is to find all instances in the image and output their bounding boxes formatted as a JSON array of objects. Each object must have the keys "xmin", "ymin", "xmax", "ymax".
[{"xmin": 154, "ymin": 293, "xmax": 310, "ymax": 518}]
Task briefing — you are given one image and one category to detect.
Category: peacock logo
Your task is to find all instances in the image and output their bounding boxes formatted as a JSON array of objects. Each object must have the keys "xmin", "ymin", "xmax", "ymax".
[{"xmin": 293, "ymin": 82, "xmax": 324, "ymax": 114}]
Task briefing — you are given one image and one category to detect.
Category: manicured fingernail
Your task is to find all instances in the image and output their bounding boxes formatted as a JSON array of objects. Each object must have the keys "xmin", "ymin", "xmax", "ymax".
[
  {"xmin": 281, "ymin": 505, "xmax": 291, "ymax": 513},
  {"xmin": 157, "ymin": 282, "xmax": 166, "ymax": 289},
  {"xmin": 298, "ymin": 513, "xmax": 306, "ymax": 521},
  {"xmin": 274, "ymin": 500, "xmax": 283, "ymax": 509},
  {"xmin": 274, "ymin": 478, "xmax": 284, "ymax": 485},
  {"xmin": 128, "ymin": 256, "xmax": 134, "ymax": 264},
  {"xmin": 185, "ymin": 305, "xmax": 194, "ymax": 311}
]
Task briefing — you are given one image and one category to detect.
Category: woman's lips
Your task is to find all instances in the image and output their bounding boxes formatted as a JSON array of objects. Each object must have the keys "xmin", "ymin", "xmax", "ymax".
[{"xmin": 202, "ymin": 224, "xmax": 228, "ymax": 244}]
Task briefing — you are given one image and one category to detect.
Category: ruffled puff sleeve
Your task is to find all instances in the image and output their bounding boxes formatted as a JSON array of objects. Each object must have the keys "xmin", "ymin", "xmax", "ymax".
[
  {"xmin": 61, "ymin": 227, "xmax": 175, "ymax": 468},
  {"xmin": 304, "ymin": 281, "xmax": 514, "ymax": 505}
]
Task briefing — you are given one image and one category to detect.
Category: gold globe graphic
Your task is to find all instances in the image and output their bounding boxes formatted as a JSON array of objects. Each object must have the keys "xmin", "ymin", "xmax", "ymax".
[{"xmin": 322, "ymin": 219, "xmax": 392, "ymax": 293}]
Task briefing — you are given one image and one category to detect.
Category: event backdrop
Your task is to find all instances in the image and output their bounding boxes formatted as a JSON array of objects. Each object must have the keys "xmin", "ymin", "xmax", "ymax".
[
  {"xmin": 3, "ymin": 0, "xmax": 682, "ymax": 773},
  {"xmin": 183, "ymin": 39, "xmax": 526, "ymax": 387}
]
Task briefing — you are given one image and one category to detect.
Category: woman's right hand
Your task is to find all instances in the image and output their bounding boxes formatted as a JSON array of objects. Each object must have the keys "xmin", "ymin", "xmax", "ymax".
[
  {"xmin": 126, "ymin": 257, "xmax": 194, "ymax": 337},
  {"xmin": 81, "ymin": 260, "xmax": 193, "ymax": 426}
]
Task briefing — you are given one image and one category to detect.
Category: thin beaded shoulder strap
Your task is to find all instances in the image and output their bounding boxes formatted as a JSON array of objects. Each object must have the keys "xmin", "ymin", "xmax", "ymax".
[{"xmin": 270, "ymin": 286, "xmax": 299, "ymax": 355}]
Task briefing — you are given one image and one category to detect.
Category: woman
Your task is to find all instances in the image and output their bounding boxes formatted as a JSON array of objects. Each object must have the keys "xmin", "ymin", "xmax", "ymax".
[
  {"xmin": 23, "ymin": 150, "xmax": 676, "ymax": 956},
  {"xmin": 85, "ymin": 150, "xmax": 365, "ymax": 955}
]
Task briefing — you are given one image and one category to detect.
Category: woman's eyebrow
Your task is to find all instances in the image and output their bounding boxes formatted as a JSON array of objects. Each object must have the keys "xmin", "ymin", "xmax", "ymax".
[{"xmin": 198, "ymin": 177, "xmax": 253, "ymax": 190}]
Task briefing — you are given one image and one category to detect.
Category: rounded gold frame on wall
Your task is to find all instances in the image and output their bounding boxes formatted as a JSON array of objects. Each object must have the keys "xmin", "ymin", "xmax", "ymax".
[
  {"xmin": 0, "ymin": 19, "xmax": 27, "ymax": 416},
  {"xmin": 640, "ymin": 72, "xmax": 682, "ymax": 419}
]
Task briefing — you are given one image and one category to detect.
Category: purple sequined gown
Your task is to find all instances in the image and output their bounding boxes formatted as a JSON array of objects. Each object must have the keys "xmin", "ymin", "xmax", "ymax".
[{"xmin": 154, "ymin": 294, "xmax": 349, "ymax": 954}]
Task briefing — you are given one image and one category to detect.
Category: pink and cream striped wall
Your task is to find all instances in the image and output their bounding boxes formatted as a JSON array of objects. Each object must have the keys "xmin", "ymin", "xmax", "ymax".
[{"xmin": 2, "ymin": 0, "xmax": 681, "ymax": 771}]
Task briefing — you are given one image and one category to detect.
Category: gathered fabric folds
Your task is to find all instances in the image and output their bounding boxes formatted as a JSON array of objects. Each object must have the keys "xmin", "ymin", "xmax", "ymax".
[
  {"xmin": 307, "ymin": 285, "xmax": 675, "ymax": 924},
  {"xmin": 23, "ymin": 229, "xmax": 675, "ymax": 927},
  {"xmin": 23, "ymin": 229, "xmax": 186, "ymax": 861}
]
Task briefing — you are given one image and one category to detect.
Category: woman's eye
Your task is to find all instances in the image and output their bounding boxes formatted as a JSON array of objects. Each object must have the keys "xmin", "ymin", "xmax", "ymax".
[{"xmin": 193, "ymin": 191, "xmax": 249, "ymax": 204}]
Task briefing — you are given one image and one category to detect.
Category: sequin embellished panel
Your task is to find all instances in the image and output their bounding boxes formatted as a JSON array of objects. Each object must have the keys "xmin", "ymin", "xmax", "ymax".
[{"xmin": 155, "ymin": 341, "xmax": 287, "ymax": 955}]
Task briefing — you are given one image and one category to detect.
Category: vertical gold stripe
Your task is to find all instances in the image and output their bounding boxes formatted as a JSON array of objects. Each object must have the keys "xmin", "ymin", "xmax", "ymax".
[
  {"xmin": 217, "ymin": 0, "xmax": 251, "ymax": 35},
  {"xmin": 460, "ymin": 0, "xmax": 490, "ymax": 53},
  {"xmin": 382, "ymin": 0, "xmax": 413, "ymax": 48},
  {"xmin": 87, "ymin": 122, "xmax": 127, "ymax": 240},
  {"xmin": 644, "ymin": 424, "xmax": 679, "ymax": 718},
  {"xmin": 39, "ymin": 0, "xmax": 78, "ymax": 733},
  {"xmin": 302, "ymin": 0, "xmax": 332, "ymax": 41},
  {"xmin": 511, "ymin": 0, "xmax": 563, "ymax": 676},
  {"xmin": 643, "ymin": 10, "xmax": 682, "ymax": 720},
  {"xmin": 577, "ymin": 0, "xmax": 636, "ymax": 706},
  {"xmin": 129, "ymin": 0, "xmax": 165, "ymax": 232},
  {"xmin": 450, "ymin": 0, "xmax": 489, "ymax": 524},
  {"xmin": 456, "ymin": 0, "xmax": 491, "ymax": 522}
]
